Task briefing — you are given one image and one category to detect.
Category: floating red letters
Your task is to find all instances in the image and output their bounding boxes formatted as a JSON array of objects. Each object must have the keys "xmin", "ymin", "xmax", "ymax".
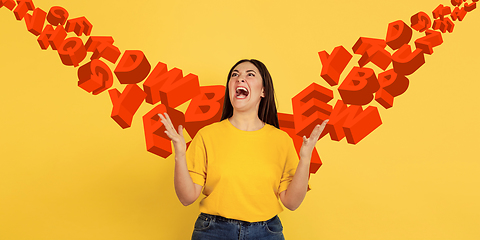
[
  {"xmin": 411, "ymin": 12, "xmax": 432, "ymax": 32},
  {"xmin": 114, "ymin": 50, "xmax": 151, "ymax": 84},
  {"xmin": 24, "ymin": 7, "xmax": 46, "ymax": 35},
  {"xmin": 65, "ymin": 17, "xmax": 92, "ymax": 36},
  {"xmin": 318, "ymin": 46, "xmax": 352, "ymax": 86},
  {"xmin": 37, "ymin": 24, "xmax": 67, "ymax": 50},
  {"xmin": 292, "ymin": 83, "xmax": 333, "ymax": 138},
  {"xmin": 0, "ymin": 0, "xmax": 16, "ymax": 10},
  {"xmin": 338, "ymin": 67, "xmax": 380, "ymax": 106},
  {"xmin": 415, "ymin": 30, "xmax": 443, "ymax": 54},
  {"xmin": 278, "ymin": 113, "xmax": 322, "ymax": 174},
  {"xmin": 13, "ymin": 0, "xmax": 34, "ymax": 20},
  {"xmin": 392, "ymin": 44, "xmax": 425, "ymax": 76},
  {"xmin": 386, "ymin": 20, "xmax": 413, "ymax": 50},
  {"xmin": 77, "ymin": 59, "xmax": 113, "ymax": 95},
  {"xmin": 143, "ymin": 104, "xmax": 185, "ymax": 158},
  {"xmin": 184, "ymin": 85, "xmax": 225, "ymax": 138},
  {"xmin": 326, "ymin": 100, "xmax": 382, "ymax": 144},
  {"xmin": 109, "ymin": 84, "xmax": 147, "ymax": 129},
  {"xmin": 374, "ymin": 69, "xmax": 409, "ymax": 109},
  {"xmin": 46, "ymin": 6, "xmax": 68, "ymax": 26},
  {"xmin": 57, "ymin": 37, "xmax": 87, "ymax": 67}
]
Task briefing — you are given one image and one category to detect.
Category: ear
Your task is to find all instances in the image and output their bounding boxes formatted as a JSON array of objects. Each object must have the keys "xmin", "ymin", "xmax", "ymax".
[{"xmin": 261, "ymin": 87, "xmax": 265, "ymax": 98}]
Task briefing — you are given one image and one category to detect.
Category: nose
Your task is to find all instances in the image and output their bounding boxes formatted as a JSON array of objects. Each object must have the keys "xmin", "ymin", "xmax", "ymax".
[{"xmin": 236, "ymin": 75, "xmax": 246, "ymax": 83}]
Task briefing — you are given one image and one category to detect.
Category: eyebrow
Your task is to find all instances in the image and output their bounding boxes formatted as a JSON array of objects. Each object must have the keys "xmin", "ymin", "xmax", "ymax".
[{"xmin": 232, "ymin": 70, "xmax": 257, "ymax": 73}]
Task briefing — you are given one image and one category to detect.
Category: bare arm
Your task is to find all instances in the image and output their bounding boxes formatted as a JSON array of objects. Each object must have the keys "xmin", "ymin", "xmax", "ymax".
[
  {"xmin": 159, "ymin": 113, "xmax": 202, "ymax": 206},
  {"xmin": 279, "ymin": 119, "xmax": 329, "ymax": 211}
]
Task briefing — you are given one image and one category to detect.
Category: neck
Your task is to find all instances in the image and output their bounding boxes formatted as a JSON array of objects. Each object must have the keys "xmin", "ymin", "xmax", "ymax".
[{"xmin": 229, "ymin": 111, "xmax": 264, "ymax": 131}]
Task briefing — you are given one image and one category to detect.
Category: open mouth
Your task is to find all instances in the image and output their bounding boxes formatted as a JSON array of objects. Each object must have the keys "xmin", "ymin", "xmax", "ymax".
[{"xmin": 235, "ymin": 86, "xmax": 249, "ymax": 99}]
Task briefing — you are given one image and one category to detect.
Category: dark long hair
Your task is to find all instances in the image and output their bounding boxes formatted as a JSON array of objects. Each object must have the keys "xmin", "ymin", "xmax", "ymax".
[{"xmin": 220, "ymin": 59, "xmax": 279, "ymax": 129}]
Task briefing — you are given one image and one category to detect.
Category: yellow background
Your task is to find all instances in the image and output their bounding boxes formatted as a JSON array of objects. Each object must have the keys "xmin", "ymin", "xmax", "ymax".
[{"xmin": 1, "ymin": 0, "xmax": 479, "ymax": 239}]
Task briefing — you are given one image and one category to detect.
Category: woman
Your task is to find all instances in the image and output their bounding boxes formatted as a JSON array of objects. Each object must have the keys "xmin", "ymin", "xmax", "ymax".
[{"xmin": 159, "ymin": 59, "xmax": 328, "ymax": 239}]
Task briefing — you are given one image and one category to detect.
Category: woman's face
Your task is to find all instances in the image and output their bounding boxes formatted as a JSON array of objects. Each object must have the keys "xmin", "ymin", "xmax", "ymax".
[{"xmin": 228, "ymin": 61, "xmax": 265, "ymax": 114}]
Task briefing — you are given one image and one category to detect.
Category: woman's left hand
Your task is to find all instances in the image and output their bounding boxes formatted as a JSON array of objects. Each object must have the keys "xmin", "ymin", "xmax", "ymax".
[{"xmin": 299, "ymin": 119, "xmax": 329, "ymax": 160}]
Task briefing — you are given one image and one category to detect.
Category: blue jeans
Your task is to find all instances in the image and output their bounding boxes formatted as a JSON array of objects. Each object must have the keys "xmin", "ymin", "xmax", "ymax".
[{"xmin": 191, "ymin": 213, "xmax": 285, "ymax": 240}]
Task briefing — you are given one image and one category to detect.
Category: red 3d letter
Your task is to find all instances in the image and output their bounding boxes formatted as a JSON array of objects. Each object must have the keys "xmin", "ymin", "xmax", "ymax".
[
  {"xmin": 46, "ymin": 6, "xmax": 68, "ymax": 26},
  {"xmin": 386, "ymin": 20, "xmax": 413, "ymax": 50},
  {"xmin": 85, "ymin": 36, "xmax": 121, "ymax": 64},
  {"xmin": 57, "ymin": 37, "xmax": 87, "ymax": 67},
  {"xmin": 24, "ymin": 7, "xmax": 46, "ymax": 36},
  {"xmin": 432, "ymin": 4, "xmax": 451, "ymax": 19},
  {"xmin": 318, "ymin": 45, "xmax": 352, "ymax": 86},
  {"xmin": 374, "ymin": 69, "xmax": 409, "ymax": 109},
  {"xmin": 77, "ymin": 59, "xmax": 113, "ymax": 95},
  {"xmin": 37, "ymin": 24, "xmax": 67, "ymax": 50},
  {"xmin": 432, "ymin": 17, "xmax": 455, "ymax": 33},
  {"xmin": 464, "ymin": 2, "xmax": 477, "ymax": 12},
  {"xmin": 392, "ymin": 44, "xmax": 425, "ymax": 76},
  {"xmin": 338, "ymin": 67, "xmax": 380, "ymax": 106},
  {"xmin": 109, "ymin": 84, "xmax": 147, "ymax": 129},
  {"xmin": 353, "ymin": 37, "xmax": 391, "ymax": 70},
  {"xmin": 114, "ymin": 50, "xmax": 151, "ymax": 84},
  {"xmin": 143, "ymin": 104, "xmax": 185, "ymax": 158},
  {"xmin": 184, "ymin": 85, "xmax": 225, "ymax": 138},
  {"xmin": 451, "ymin": 0, "xmax": 462, "ymax": 7},
  {"xmin": 13, "ymin": 0, "xmax": 34, "ymax": 20},
  {"xmin": 410, "ymin": 12, "xmax": 431, "ymax": 32},
  {"xmin": 414, "ymin": 30, "xmax": 443, "ymax": 55},
  {"xmin": 326, "ymin": 100, "xmax": 382, "ymax": 144},
  {"xmin": 278, "ymin": 113, "xmax": 322, "ymax": 174},
  {"xmin": 0, "ymin": 0, "xmax": 16, "ymax": 10},
  {"xmin": 65, "ymin": 17, "xmax": 92, "ymax": 36},
  {"xmin": 451, "ymin": 7, "xmax": 467, "ymax": 21},
  {"xmin": 292, "ymin": 83, "xmax": 333, "ymax": 138},
  {"xmin": 143, "ymin": 62, "xmax": 201, "ymax": 108}
]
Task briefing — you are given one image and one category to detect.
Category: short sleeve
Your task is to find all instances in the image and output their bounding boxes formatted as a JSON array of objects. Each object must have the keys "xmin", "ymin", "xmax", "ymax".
[
  {"xmin": 186, "ymin": 131, "xmax": 207, "ymax": 187},
  {"xmin": 278, "ymin": 136, "xmax": 301, "ymax": 194}
]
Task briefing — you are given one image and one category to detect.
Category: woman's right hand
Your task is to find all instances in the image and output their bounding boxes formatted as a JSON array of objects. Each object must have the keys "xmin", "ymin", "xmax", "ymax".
[{"xmin": 158, "ymin": 113, "xmax": 187, "ymax": 159}]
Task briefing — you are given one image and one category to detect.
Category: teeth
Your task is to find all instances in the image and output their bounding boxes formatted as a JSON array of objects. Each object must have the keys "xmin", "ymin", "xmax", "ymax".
[
  {"xmin": 235, "ymin": 86, "xmax": 249, "ymax": 99},
  {"xmin": 236, "ymin": 87, "xmax": 248, "ymax": 92}
]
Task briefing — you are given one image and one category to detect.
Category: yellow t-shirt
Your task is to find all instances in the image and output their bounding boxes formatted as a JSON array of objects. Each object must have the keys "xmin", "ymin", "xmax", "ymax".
[{"xmin": 187, "ymin": 119, "xmax": 300, "ymax": 222}]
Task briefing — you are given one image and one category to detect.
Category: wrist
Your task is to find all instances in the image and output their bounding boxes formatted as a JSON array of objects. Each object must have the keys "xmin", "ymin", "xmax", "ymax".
[
  {"xmin": 299, "ymin": 153, "xmax": 312, "ymax": 163},
  {"xmin": 175, "ymin": 153, "xmax": 186, "ymax": 162}
]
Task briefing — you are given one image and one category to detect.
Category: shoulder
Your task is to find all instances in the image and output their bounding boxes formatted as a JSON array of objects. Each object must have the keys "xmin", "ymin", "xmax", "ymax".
[
  {"xmin": 195, "ymin": 120, "xmax": 229, "ymax": 136},
  {"xmin": 263, "ymin": 124, "xmax": 292, "ymax": 142}
]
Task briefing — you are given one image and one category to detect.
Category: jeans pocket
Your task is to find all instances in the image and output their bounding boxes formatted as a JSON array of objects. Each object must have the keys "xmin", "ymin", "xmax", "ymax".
[
  {"xmin": 265, "ymin": 216, "xmax": 283, "ymax": 234},
  {"xmin": 194, "ymin": 214, "xmax": 213, "ymax": 231}
]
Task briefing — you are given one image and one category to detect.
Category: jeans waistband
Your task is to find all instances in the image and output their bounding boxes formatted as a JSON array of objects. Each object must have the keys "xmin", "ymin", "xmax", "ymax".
[{"xmin": 199, "ymin": 213, "xmax": 277, "ymax": 226}]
